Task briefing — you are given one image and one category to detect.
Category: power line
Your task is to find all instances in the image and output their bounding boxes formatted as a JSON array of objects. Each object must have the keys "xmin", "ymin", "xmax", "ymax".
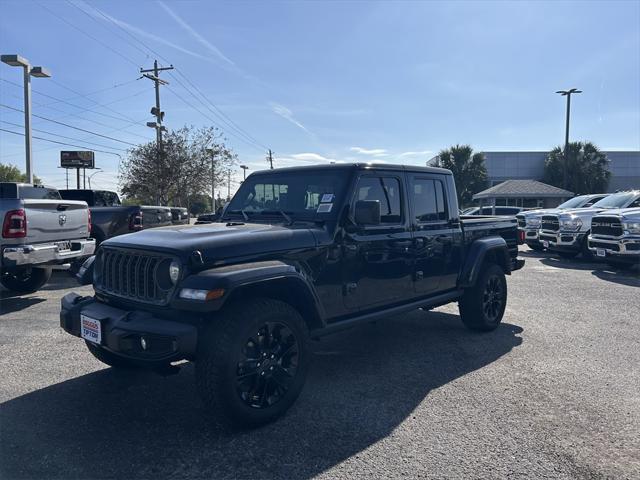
[
  {"xmin": 1, "ymin": 78, "xmax": 149, "ymax": 127},
  {"xmin": 0, "ymin": 128, "xmax": 124, "ymax": 156},
  {"xmin": 0, "ymin": 104, "xmax": 137, "ymax": 146},
  {"xmin": 1, "ymin": 120, "xmax": 128, "ymax": 151},
  {"xmin": 37, "ymin": 1, "xmax": 141, "ymax": 68}
]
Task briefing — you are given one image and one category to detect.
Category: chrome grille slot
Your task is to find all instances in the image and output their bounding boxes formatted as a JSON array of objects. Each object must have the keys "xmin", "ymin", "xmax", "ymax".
[
  {"xmin": 97, "ymin": 248, "xmax": 174, "ymax": 305},
  {"xmin": 591, "ymin": 216, "xmax": 623, "ymax": 237},
  {"xmin": 541, "ymin": 215, "xmax": 560, "ymax": 232}
]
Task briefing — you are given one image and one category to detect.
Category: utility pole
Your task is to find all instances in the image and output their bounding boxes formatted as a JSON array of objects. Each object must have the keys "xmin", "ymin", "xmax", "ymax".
[
  {"xmin": 227, "ymin": 169, "xmax": 231, "ymax": 200},
  {"xmin": 141, "ymin": 60, "xmax": 173, "ymax": 204},
  {"xmin": 267, "ymin": 149, "xmax": 274, "ymax": 169},
  {"xmin": 207, "ymin": 148, "xmax": 216, "ymax": 212},
  {"xmin": 556, "ymin": 88, "xmax": 582, "ymax": 190}
]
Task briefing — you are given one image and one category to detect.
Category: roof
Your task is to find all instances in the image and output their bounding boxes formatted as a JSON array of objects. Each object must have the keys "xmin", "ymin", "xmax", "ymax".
[
  {"xmin": 251, "ymin": 162, "xmax": 452, "ymax": 176},
  {"xmin": 473, "ymin": 179, "xmax": 574, "ymax": 199}
]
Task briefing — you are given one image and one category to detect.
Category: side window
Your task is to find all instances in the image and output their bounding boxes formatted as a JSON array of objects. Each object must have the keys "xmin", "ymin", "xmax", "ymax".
[
  {"xmin": 355, "ymin": 176, "xmax": 402, "ymax": 224},
  {"xmin": 628, "ymin": 197, "xmax": 640, "ymax": 208},
  {"xmin": 412, "ymin": 178, "xmax": 447, "ymax": 222}
]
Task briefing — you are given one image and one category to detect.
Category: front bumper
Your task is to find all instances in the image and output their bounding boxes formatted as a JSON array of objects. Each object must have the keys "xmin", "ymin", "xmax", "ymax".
[
  {"xmin": 60, "ymin": 292, "xmax": 198, "ymax": 365},
  {"xmin": 538, "ymin": 230, "xmax": 585, "ymax": 252},
  {"xmin": 2, "ymin": 238, "xmax": 95, "ymax": 267},
  {"xmin": 588, "ymin": 235, "xmax": 640, "ymax": 263}
]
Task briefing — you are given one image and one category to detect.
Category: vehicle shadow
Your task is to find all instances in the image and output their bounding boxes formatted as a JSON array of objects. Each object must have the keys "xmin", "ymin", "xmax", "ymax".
[
  {"xmin": 517, "ymin": 249, "xmax": 549, "ymax": 259},
  {"xmin": 0, "ymin": 311, "xmax": 523, "ymax": 480},
  {"xmin": 539, "ymin": 256, "xmax": 602, "ymax": 271},
  {"xmin": 0, "ymin": 293, "xmax": 46, "ymax": 314},
  {"xmin": 40, "ymin": 271, "xmax": 79, "ymax": 291},
  {"xmin": 591, "ymin": 269, "xmax": 640, "ymax": 287}
]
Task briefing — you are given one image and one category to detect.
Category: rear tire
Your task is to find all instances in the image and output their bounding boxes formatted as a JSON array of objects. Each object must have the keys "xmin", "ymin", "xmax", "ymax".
[
  {"xmin": 85, "ymin": 341, "xmax": 135, "ymax": 369},
  {"xmin": 459, "ymin": 263, "xmax": 507, "ymax": 332},
  {"xmin": 0, "ymin": 267, "xmax": 52, "ymax": 293},
  {"xmin": 196, "ymin": 298, "xmax": 311, "ymax": 428}
]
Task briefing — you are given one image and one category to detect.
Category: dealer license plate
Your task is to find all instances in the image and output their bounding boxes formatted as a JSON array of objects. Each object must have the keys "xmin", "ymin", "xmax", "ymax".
[
  {"xmin": 542, "ymin": 240, "xmax": 549, "ymax": 248},
  {"xmin": 596, "ymin": 248, "xmax": 606, "ymax": 257},
  {"xmin": 80, "ymin": 315, "xmax": 102, "ymax": 344}
]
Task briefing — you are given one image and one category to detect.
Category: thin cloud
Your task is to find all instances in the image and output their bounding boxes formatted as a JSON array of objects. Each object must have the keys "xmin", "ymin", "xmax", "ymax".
[
  {"xmin": 157, "ymin": 1, "xmax": 236, "ymax": 68},
  {"xmin": 350, "ymin": 146, "xmax": 388, "ymax": 157},
  {"xmin": 398, "ymin": 150, "xmax": 432, "ymax": 158},
  {"xmin": 290, "ymin": 153, "xmax": 338, "ymax": 163},
  {"xmin": 270, "ymin": 102, "xmax": 310, "ymax": 134},
  {"xmin": 86, "ymin": 4, "xmax": 218, "ymax": 64}
]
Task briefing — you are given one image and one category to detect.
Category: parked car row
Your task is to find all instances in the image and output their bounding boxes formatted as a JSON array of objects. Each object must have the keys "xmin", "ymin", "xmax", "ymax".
[
  {"xmin": 517, "ymin": 190, "xmax": 640, "ymax": 268},
  {"xmin": 1, "ymin": 183, "xmax": 190, "ymax": 293}
]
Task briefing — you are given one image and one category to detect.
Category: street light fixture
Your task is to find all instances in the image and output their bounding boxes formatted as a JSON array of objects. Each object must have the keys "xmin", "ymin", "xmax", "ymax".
[
  {"xmin": 240, "ymin": 165, "xmax": 249, "ymax": 181},
  {"xmin": 1, "ymin": 54, "xmax": 51, "ymax": 184},
  {"xmin": 556, "ymin": 88, "xmax": 582, "ymax": 190},
  {"xmin": 87, "ymin": 168, "xmax": 103, "ymax": 189}
]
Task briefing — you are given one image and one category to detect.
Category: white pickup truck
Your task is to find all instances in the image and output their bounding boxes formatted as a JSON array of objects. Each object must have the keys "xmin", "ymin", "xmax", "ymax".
[{"xmin": 1, "ymin": 183, "xmax": 95, "ymax": 293}]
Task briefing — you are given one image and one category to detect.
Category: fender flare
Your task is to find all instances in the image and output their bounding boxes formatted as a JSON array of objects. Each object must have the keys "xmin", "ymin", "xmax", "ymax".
[
  {"xmin": 459, "ymin": 236, "xmax": 511, "ymax": 288},
  {"xmin": 171, "ymin": 260, "xmax": 325, "ymax": 327}
]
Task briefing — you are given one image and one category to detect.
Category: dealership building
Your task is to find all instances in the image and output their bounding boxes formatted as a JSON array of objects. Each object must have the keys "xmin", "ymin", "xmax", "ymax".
[{"xmin": 428, "ymin": 150, "xmax": 639, "ymax": 205}]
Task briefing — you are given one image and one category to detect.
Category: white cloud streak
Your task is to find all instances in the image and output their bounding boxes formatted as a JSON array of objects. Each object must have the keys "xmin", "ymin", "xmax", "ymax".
[
  {"xmin": 270, "ymin": 102, "xmax": 311, "ymax": 134},
  {"xmin": 350, "ymin": 146, "xmax": 388, "ymax": 157},
  {"xmin": 398, "ymin": 150, "xmax": 433, "ymax": 158},
  {"xmin": 157, "ymin": 1, "xmax": 236, "ymax": 68}
]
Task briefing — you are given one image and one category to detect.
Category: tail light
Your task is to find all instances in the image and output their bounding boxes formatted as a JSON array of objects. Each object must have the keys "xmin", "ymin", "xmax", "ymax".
[
  {"xmin": 3, "ymin": 209, "xmax": 27, "ymax": 238},
  {"xmin": 129, "ymin": 211, "xmax": 143, "ymax": 231},
  {"xmin": 87, "ymin": 208, "xmax": 92, "ymax": 235}
]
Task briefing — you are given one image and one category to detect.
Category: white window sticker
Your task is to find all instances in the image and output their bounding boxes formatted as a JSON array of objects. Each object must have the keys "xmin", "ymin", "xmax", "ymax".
[
  {"xmin": 321, "ymin": 193, "xmax": 334, "ymax": 203},
  {"xmin": 317, "ymin": 203, "xmax": 333, "ymax": 213}
]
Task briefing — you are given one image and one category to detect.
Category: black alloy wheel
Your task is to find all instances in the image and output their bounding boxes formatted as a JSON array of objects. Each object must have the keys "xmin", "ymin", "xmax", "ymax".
[
  {"xmin": 482, "ymin": 274, "xmax": 504, "ymax": 323},
  {"xmin": 235, "ymin": 322, "xmax": 300, "ymax": 409}
]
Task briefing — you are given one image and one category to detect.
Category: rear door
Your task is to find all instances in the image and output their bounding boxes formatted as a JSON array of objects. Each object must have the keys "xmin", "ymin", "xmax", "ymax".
[
  {"xmin": 408, "ymin": 174, "xmax": 456, "ymax": 295},
  {"xmin": 342, "ymin": 172, "xmax": 414, "ymax": 311}
]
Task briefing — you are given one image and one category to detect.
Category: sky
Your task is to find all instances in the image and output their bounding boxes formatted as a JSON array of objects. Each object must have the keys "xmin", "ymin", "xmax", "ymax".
[{"xmin": 1, "ymin": 0, "xmax": 639, "ymax": 195}]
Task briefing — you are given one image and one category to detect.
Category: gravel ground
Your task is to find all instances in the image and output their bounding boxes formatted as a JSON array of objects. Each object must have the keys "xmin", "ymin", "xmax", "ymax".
[{"xmin": 1, "ymin": 248, "xmax": 638, "ymax": 479}]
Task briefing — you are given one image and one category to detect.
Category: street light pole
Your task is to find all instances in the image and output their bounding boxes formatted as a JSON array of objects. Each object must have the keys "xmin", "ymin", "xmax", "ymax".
[
  {"xmin": 556, "ymin": 88, "xmax": 582, "ymax": 190},
  {"xmin": 88, "ymin": 169, "xmax": 102, "ymax": 189},
  {"xmin": 207, "ymin": 148, "xmax": 215, "ymax": 212},
  {"xmin": 240, "ymin": 165, "xmax": 248, "ymax": 181},
  {"xmin": 1, "ymin": 55, "xmax": 51, "ymax": 184}
]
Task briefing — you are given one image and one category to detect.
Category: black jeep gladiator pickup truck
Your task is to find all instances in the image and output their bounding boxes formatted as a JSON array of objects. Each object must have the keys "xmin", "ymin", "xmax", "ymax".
[{"xmin": 60, "ymin": 163, "xmax": 524, "ymax": 427}]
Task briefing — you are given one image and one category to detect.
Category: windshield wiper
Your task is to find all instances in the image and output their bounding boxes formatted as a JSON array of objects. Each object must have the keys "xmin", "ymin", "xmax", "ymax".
[
  {"xmin": 260, "ymin": 210, "xmax": 294, "ymax": 225},
  {"xmin": 226, "ymin": 209, "xmax": 249, "ymax": 221}
]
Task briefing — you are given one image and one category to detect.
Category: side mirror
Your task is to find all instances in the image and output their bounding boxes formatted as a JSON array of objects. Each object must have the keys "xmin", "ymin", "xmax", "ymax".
[
  {"xmin": 76, "ymin": 255, "xmax": 95, "ymax": 286},
  {"xmin": 354, "ymin": 200, "xmax": 381, "ymax": 226}
]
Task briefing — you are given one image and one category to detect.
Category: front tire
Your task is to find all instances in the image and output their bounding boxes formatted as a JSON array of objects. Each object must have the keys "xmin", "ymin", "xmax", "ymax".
[
  {"xmin": 459, "ymin": 263, "xmax": 507, "ymax": 332},
  {"xmin": 0, "ymin": 267, "xmax": 52, "ymax": 293},
  {"xmin": 196, "ymin": 298, "xmax": 311, "ymax": 428}
]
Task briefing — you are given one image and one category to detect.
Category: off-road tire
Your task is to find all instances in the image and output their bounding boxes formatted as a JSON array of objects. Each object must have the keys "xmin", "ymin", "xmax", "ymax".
[
  {"xmin": 0, "ymin": 267, "xmax": 52, "ymax": 293},
  {"xmin": 459, "ymin": 263, "xmax": 507, "ymax": 332},
  {"xmin": 85, "ymin": 341, "xmax": 135, "ymax": 369},
  {"xmin": 196, "ymin": 298, "xmax": 311, "ymax": 428}
]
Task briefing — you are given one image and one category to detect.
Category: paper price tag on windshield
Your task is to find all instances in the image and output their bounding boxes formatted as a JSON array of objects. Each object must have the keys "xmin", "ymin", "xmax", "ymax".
[
  {"xmin": 321, "ymin": 193, "xmax": 334, "ymax": 203},
  {"xmin": 317, "ymin": 203, "xmax": 333, "ymax": 213}
]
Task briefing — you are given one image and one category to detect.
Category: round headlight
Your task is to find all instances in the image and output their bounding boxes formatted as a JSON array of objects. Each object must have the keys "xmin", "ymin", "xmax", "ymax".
[{"xmin": 169, "ymin": 260, "xmax": 181, "ymax": 284}]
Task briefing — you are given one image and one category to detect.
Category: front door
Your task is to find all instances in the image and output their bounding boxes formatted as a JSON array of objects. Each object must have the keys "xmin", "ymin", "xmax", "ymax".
[
  {"xmin": 342, "ymin": 173, "xmax": 414, "ymax": 311},
  {"xmin": 408, "ymin": 174, "xmax": 456, "ymax": 295}
]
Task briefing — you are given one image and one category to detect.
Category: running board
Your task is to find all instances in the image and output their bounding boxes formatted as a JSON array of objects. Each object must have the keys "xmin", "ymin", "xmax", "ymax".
[{"xmin": 313, "ymin": 290, "xmax": 463, "ymax": 338}]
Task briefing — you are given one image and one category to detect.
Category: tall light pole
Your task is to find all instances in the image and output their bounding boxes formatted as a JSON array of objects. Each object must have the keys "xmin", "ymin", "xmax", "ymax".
[
  {"xmin": 88, "ymin": 169, "xmax": 103, "ymax": 189},
  {"xmin": 240, "ymin": 165, "xmax": 249, "ymax": 181},
  {"xmin": 1, "ymin": 54, "xmax": 51, "ymax": 183},
  {"xmin": 556, "ymin": 88, "xmax": 582, "ymax": 190},
  {"xmin": 207, "ymin": 148, "xmax": 216, "ymax": 212}
]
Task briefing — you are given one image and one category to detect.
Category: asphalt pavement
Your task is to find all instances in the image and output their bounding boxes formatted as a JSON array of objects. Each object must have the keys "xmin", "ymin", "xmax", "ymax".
[{"xmin": 1, "ymin": 248, "xmax": 638, "ymax": 479}]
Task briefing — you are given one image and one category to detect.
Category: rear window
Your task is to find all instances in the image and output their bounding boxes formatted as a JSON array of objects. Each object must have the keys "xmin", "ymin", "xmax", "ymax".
[{"xmin": 19, "ymin": 186, "xmax": 61, "ymax": 200}]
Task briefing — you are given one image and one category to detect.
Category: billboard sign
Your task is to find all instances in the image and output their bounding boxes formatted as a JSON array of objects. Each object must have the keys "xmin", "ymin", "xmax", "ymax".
[{"xmin": 60, "ymin": 151, "xmax": 95, "ymax": 168}]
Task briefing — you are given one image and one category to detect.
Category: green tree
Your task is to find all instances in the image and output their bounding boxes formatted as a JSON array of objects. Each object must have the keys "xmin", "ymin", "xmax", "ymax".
[
  {"xmin": 434, "ymin": 145, "xmax": 488, "ymax": 206},
  {"xmin": 543, "ymin": 142, "xmax": 610, "ymax": 194},
  {"xmin": 119, "ymin": 125, "xmax": 237, "ymax": 207},
  {"xmin": 0, "ymin": 163, "xmax": 42, "ymax": 184}
]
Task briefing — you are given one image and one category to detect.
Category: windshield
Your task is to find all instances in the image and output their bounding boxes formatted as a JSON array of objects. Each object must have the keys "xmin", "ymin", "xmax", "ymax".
[
  {"xmin": 557, "ymin": 195, "xmax": 592, "ymax": 209},
  {"xmin": 591, "ymin": 192, "xmax": 638, "ymax": 208},
  {"xmin": 224, "ymin": 170, "xmax": 349, "ymax": 220}
]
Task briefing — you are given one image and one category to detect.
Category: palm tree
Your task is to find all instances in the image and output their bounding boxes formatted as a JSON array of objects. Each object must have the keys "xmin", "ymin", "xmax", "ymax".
[
  {"xmin": 543, "ymin": 142, "xmax": 610, "ymax": 194},
  {"xmin": 434, "ymin": 145, "xmax": 488, "ymax": 206}
]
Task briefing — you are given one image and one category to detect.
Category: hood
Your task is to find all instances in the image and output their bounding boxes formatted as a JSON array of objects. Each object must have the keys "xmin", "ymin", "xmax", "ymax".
[
  {"xmin": 594, "ymin": 207, "xmax": 640, "ymax": 219},
  {"xmin": 103, "ymin": 222, "xmax": 319, "ymax": 264},
  {"xmin": 559, "ymin": 207, "xmax": 608, "ymax": 220}
]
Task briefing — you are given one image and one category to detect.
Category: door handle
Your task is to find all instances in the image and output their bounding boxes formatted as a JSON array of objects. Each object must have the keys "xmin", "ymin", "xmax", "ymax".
[
  {"xmin": 344, "ymin": 244, "xmax": 357, "ymax": 252},
  {"xmin": 414, "ymin": 238, "xmax": 425, "ymax": 248}
]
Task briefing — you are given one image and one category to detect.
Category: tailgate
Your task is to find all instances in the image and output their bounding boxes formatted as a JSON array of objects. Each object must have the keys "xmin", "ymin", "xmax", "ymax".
[{"xmin": 23, "ymin": 199, "xmax": 89, "ymax": 243}]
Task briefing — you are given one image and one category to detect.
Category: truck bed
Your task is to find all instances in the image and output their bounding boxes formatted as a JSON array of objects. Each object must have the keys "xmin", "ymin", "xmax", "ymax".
[{"xmin": 460, "ymin": 215, "xmax": 519, "ymax": 258}]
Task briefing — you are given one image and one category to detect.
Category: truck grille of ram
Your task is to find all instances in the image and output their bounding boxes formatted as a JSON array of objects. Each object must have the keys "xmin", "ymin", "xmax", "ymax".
[
  {"xmin": 541, "ymin": 215, "xmax": 560, "ymax": 232},
  {"xmin": 591, "ymin": 216, "xmax": 623, "ymax": 237}
]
